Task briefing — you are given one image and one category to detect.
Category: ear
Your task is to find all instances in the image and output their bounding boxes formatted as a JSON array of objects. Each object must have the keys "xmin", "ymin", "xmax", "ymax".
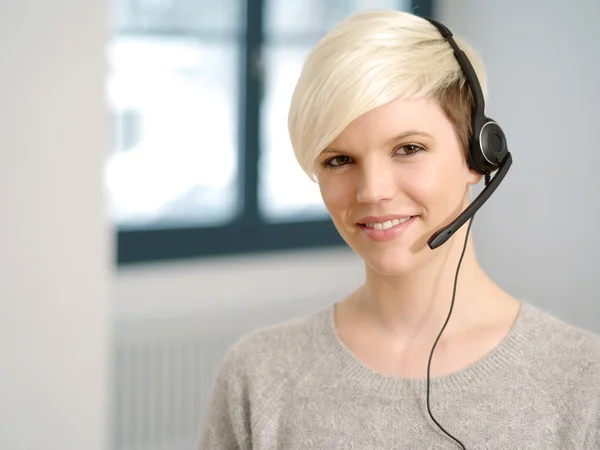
[
  {"xmin": 465, "ymin": 156, "xmax": 483, "ymax": 185},
  {"xmin": 466, "ymin": 165, "xmax": 484, "ymax": 185},
  {"xmin": 461, "ymin": 144, "xmax": 484, "ymax": 185}
]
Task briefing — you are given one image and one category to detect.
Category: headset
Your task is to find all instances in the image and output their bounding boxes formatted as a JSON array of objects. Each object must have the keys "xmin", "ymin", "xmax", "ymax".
[
  {"xmin": 421, "ymin": 18, "xmax": 513, "ymax": 449},
  {"xmin": 425, "ymin": 18, "xmax": 513, "ymax": 250}
]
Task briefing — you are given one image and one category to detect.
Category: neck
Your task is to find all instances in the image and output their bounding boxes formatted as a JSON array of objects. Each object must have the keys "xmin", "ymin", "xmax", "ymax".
[{"xmin": 352, "ymin": 230, "xmax": 504, "ymax": 343}]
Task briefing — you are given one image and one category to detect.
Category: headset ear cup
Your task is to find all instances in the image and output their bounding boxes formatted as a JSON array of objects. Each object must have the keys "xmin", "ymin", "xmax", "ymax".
[
  {"xmin": 471, "ymin": 120, "xmax": 508, "ymax": 174},
  {"xmin": 480, "ymin": 121, "xmax": 507, "ymax": 167}
]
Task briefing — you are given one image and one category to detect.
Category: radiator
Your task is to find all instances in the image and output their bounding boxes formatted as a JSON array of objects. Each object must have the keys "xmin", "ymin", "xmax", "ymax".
[{"xmin": 111, "ymin": 311, "xmax": 244, "ymax": 450}]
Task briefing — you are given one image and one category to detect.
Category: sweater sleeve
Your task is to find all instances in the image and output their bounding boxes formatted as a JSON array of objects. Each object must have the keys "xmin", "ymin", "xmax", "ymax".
[{"xmin": 198, "ymin": 346, "xmax": 252, "ymax": 450}]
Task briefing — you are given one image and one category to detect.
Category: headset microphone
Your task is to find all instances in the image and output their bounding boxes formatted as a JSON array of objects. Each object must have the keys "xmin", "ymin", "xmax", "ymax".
[
  {"xmin": 425, "ymin": 18, "xmax": 513, "ymax": 250},
  {"xmin": 428, "ymin": 152, "xmax": 512, "ymax": 249}
]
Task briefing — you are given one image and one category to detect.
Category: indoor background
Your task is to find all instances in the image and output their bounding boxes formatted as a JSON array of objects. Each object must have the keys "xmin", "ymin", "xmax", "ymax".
[{"xmin": 2, "ymin": 0, "xmax": 599, "ymax": 449}]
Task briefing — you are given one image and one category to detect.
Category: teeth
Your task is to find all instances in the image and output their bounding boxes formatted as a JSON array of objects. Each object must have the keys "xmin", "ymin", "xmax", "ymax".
[{"xmin": 365, "ymin": 217, "xmax": 412, "ymax": 230}]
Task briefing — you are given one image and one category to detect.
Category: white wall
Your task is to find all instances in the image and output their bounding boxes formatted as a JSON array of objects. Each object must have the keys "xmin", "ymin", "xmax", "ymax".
[
  {"xmin": 0, "ymin": 1, "xmax": 112, "ymax": 450},
  {"xmin": 436, "ymin": 0, "xmax": 600, "ymax": 332},
  {"xmin": 116, "ymin": 246, "xmax": 364, "ymax": 323}
]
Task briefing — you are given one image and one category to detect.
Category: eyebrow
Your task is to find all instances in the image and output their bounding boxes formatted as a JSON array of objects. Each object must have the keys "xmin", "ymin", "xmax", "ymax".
[
  {"xmin": 384, "ymin": 129, "xmax": 434, "ymax": 145},
  {"xmin": 322, "ymin": 129, "xmax": 434, "ymax": 154}
]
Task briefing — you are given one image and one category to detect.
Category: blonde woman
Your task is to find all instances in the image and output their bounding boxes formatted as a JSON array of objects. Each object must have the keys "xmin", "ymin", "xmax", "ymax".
[{"xmin": 199, "ymin": 9, "xmax": 600, "ymax": 449}]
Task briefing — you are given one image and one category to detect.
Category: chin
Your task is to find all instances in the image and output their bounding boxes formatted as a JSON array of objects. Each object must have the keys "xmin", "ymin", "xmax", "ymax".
[
  {"xmin": 362, "ymin": 247, "xmax": 420, "ymax": 277},
  {"xmin": 337, "ymin": 223, "xmax": 429, "ymax": 276},
  {"xmin": 341, "ymin": 236, "xmax": 424, "ymax": 277}
]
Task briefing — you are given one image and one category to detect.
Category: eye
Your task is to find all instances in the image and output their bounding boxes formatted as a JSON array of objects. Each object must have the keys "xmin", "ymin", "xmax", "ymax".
[
  {"xmin": 395, "ymin": 144, "xmax": 424, "ymax": 156},
  {"xmin": 324, "ymin": 155, "xmax": 353, "ymax": 167}
]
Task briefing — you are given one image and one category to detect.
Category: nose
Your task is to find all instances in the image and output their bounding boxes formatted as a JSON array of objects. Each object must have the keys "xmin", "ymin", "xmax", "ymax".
[{"xmin": 356, "ymin": 161, "xmax": 397, "ymax": 204}]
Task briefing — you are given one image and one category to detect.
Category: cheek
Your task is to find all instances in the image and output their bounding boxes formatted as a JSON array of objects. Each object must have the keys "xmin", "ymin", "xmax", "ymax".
[
  {"xmin": 318, "ymin": 177, "xmax": 353, "ymax": 213},
  {"xmin": 399, "ymin": 163, "xmax": 464, "ymax": 214}
]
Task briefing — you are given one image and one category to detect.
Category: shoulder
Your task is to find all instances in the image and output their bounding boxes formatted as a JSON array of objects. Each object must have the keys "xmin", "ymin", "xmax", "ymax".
[
  {"xmin": 522, "ymin": 302, "xmax": 600, "ymax": 361},
  {"xmin": 200, "ymin": 306, "xmax": 333, "ymax": 444},
  {"xmin": 218, "ymin": 306, "xmax": 332, "ymax": 387},
  {"xmin": 518, "ymin": 301, "xmax": 600, "ymax": 393},
  {"xmin": 199, "ymin": 307, "xmax": 332, "ymax": 448}
]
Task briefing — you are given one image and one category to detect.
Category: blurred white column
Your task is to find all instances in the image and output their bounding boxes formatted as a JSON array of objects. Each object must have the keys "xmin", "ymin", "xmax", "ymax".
[{"xmin": 0, "ymin": 1, "xmax": 112, "ymax": 449}]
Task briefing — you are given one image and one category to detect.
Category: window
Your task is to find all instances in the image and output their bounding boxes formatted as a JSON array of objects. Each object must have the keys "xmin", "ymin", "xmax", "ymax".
[{"xmin": 107, "ymin": 0, "xmax": 433, "ymax": 264}]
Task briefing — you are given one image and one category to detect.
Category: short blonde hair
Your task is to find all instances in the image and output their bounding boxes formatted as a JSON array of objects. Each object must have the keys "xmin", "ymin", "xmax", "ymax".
[{"xmin": 287, "ymin": 9, "xmax": 488, "ymax": 181}]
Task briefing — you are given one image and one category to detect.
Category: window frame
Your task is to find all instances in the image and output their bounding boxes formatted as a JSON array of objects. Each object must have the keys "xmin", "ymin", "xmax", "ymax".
[{"xmin": 116, "ymin": 0, "xmax": 434, "ymax": 265}]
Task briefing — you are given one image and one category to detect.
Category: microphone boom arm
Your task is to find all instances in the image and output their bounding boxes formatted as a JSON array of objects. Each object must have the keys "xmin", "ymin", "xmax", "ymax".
[{"xmin": 427, "ymin": 152, "xmax": 513, "ymax": 249}]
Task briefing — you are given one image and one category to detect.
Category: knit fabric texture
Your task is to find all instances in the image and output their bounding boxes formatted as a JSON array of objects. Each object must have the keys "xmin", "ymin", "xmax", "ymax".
[{"xmin": 198, "ymin": 301, "xmax": 600, "ymax": 449}]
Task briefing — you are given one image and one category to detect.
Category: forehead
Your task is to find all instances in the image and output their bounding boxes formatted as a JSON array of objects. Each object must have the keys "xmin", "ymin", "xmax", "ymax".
[{"xmin": 330, "ymin": 97, "xmax": 450, "ymax": 148}]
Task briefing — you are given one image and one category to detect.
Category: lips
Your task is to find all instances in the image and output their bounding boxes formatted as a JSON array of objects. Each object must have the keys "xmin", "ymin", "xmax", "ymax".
[
  {"xmin": 357, "ymin": 214, "xmax": 415, "ymax": 226},
  {"xmin": 356, "ymin": 215, "xmax": 418, "ymax": 242},
  {"xmin": 362, "ymin": 217, "xmax": 413, "ymax": 230}
]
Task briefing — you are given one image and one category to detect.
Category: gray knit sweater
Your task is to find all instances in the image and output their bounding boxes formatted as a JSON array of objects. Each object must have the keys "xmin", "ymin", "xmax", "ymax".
[{"xmin": 198, "ymin": 302, "xmax": 600, "ymax": 449}]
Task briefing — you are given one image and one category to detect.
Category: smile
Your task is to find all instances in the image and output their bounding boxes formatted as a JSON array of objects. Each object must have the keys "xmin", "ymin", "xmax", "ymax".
[
  {"xmin": 364, "ymin": 217, "xmax": 412, "ymax": 230},
  {"xmin": 357, "ymin": 216, "xmax": 417, "ymax": 242}
]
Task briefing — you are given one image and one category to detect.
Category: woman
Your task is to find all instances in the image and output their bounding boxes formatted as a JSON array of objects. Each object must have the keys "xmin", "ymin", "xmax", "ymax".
[{"xmin": 199, "ymin": 10, "xmax": 600, "ymax": 449}]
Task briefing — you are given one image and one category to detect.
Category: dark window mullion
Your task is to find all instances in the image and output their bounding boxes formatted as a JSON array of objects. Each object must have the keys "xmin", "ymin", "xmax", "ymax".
[{"xmin": 238, "ymin": 0, "xmax": 264, "ymax": 225}]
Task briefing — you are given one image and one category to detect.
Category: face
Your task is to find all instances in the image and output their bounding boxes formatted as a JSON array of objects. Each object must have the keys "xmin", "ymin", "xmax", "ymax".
[{"xmin": 315, "ymin": 96, "xmax": 482, "ymax": 276}]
